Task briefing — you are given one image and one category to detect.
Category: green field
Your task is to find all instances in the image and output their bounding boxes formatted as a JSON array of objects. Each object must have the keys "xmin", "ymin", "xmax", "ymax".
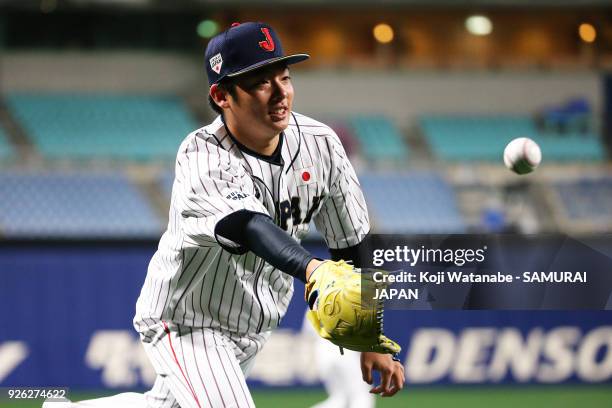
[{"xmin": 5, "ymin": 386, "xmax": 612, "ymax": 408}]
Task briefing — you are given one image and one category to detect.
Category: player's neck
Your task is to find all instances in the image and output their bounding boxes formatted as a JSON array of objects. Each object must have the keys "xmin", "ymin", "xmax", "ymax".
[
  {"xmin": 223, "ymin": 117, "xmax": 281, "ymax": 157},
  {"xmin": 235, "ymin": 132, "xmax": 280, "ymax": 157}
]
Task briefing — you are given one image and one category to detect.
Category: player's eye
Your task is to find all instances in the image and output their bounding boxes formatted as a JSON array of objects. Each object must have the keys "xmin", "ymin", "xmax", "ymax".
[{"xmin": 242, "ymin": 79, "xmax": 267, "ymax": 91}]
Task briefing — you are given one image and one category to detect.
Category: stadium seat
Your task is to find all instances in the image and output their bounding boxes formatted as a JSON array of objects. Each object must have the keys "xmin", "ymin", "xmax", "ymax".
[
  {"xmin": 0, "ymin": 172, "xmax": 163, "ymax": 238},
  {"xmin": 540, "ymin": 98, "xmax": 592, "ymax": 134},
  {"xmin": 159, "ymin": 169, "xmax": 175, "ymax": 199},
  {"xmin": 553, "ymin": 178, "xmax": 612, "ymax": 222},
  {"xmin": 0, "ymin": 125, "xmax": 15, "ymax": 160},
  {"xmin": 359, "ymin": 171, "xmax": 466, "ymax": 233},
  {"xmin": 420, "ymin": 115, "xmax": 605, "ymax": 162},
  {"xmin": 5, "ymin": 93, "xmax": 198, "ymax": 160},
  {"xmin": 349, "ymin": 115, "xmax": 408, "ymax": 162}
]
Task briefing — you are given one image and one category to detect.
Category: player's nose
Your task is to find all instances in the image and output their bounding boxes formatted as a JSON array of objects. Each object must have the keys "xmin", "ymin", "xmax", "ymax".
[{"xmin": 271, "ymin": 78, "xmax": 290, "ymax": 100}]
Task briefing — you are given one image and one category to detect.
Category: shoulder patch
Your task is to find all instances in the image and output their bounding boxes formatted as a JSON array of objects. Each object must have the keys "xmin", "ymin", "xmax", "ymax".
[{"xmin": 223, "ymin": 188, "xmax": 250, "ymax": 201}]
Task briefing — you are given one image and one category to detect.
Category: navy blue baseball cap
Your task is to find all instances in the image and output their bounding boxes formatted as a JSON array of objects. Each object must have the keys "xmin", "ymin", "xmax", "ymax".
[{"xmin": 205, "ymin": 22, "xmax": 309, "ymax": 86}]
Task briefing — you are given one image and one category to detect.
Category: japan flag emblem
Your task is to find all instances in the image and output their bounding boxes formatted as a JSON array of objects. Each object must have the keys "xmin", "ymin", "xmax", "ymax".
[
  {"xmin": 210, "ymin": 53, "xmax": 223, "ymax": 74},
  {"xmin": 295, "ymin": 166, "xmax": 316, "ymax": 186}
]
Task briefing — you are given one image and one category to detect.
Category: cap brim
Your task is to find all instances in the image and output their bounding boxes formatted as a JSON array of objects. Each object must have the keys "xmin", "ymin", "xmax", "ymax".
[{"xmin": 226, "ymin": 54, "xmax": 310, "ymax": 79}]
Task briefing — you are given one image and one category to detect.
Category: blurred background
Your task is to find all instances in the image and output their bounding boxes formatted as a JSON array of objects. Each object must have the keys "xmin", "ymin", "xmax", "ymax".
[{"xmin": 0, "ymin": 0, "xmax": 611, "ymax": 407}]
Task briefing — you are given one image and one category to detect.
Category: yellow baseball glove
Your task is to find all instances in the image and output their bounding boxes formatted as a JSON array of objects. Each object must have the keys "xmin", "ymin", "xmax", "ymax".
[{"xmin": 305, "ymin": 260, "xmax": 401, "ymax": 355}]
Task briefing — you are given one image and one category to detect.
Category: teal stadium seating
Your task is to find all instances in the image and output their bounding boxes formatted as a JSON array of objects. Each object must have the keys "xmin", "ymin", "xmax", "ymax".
[
  {"xmin": 0, "ymin": 172, "xmax": 163, "ymax": 238},
  {"xmin": 6, "ymin": 93, "xmax": 198, "ymax": 160},
  {"xmin": 349, "ymin": 115, "xmax": 408, "ymax": 162},
  {"xmin": 420, "ymin": 115, "xmax": 605, "ymax": 161},
  {"xmin": 0, "ymin": 126, "xmax": 15, "ymax": 160},
  {"xmin": 359, "ymin": 171, "xmax": 466, "ymax": 233}
]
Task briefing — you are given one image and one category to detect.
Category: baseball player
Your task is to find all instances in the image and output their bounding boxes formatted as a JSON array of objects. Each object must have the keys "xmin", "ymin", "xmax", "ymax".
[{"xmin": 44, "ymin": 22, "xmax": 403, "ymax": 408}]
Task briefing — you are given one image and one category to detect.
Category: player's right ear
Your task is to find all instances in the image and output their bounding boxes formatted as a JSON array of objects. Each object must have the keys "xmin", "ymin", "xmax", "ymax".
[{"xmin": 210, "ymin": 84, "xmax": 231, "ymax": 110}]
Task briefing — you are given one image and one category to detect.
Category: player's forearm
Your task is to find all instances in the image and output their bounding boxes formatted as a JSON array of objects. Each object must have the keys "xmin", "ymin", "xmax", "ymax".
[
  {"xmin": 216, "ymin": 211, "xmax": 315, "ymax": 282},
  {"xmin": 306, "ymin": 239, "xmax": 368, "ymax": 280},
  {"xmin": 329, "ymin": 240, "xmax": 367, "ymax": 267}
]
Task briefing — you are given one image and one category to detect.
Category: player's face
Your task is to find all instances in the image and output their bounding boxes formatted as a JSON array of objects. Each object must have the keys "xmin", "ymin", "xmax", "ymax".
[{"xmin": 230, "ymin": 64, "xmax": 294, "ymax": 138}]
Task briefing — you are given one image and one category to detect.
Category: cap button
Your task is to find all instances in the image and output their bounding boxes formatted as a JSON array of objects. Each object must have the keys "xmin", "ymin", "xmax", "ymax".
[{"xmin": 231, "ymin": 22, "xmax": 241, "ymax": 27}]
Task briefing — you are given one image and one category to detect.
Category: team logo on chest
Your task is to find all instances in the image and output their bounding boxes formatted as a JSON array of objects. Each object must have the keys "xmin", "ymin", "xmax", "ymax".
[
  {"xmin": 279, "ymin": 194, "xmax": 324, "ymax": 231},
  {"xmin": 209, "ymin": 53, "xmax": 223, "ymax": 74}
]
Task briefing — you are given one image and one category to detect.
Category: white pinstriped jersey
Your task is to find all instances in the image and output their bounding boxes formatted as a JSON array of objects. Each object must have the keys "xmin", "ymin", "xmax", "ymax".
[{"xmin": 134, "ymin": 112, "xmax": 369, "ymax": 362}]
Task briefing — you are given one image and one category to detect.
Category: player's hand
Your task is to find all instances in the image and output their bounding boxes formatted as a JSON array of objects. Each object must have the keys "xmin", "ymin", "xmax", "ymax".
[
  {"xmin": 360, "ymin": 351, "xmax": 405, "ymax": 397},
  {"xmin": 304, "ymin": 261, "xmax": 402, "ymax": 355}
]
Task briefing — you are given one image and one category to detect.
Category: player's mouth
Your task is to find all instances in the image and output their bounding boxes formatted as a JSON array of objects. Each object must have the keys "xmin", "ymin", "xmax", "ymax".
[{"xmin": 269, "ymin": 106, "xmax": 288, "ymax": 121}]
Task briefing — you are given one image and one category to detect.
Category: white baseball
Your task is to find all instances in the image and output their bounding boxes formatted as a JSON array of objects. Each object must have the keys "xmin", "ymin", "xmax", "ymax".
[{"xmin": 503, "ymin": 137, "xmax": 542, "ymax": 175}]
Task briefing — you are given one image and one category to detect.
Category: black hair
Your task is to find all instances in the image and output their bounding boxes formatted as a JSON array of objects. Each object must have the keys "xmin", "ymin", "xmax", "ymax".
[
  {"xmin": 208, "ymin": 63, "xmax": 291, "ymax": 115},
  {"xmin": 208, "ymin": 79, "xmax": 238, "ymax": 115}
]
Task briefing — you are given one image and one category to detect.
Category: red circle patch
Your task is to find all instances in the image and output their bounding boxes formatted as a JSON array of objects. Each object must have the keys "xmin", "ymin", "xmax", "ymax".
[{"xmin": 302, "ymin": 171, "xmax": 311, "ymax": 182}]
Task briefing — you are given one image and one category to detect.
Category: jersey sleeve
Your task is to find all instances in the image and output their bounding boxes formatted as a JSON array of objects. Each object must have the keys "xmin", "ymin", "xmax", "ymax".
[
  {"xmin": 313, "ymin": 135, "xmax": 370, "ymax": 249},
  {"xmin": 174, "ymin": 134, "xmax": 270, "ymax": 249}
]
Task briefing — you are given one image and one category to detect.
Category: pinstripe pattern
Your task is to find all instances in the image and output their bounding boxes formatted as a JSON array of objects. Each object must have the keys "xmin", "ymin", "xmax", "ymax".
[
  {"xmin": 133, "ymin": 112, "xmax": 369, "ymax": 406},
  {"xmin": 142, "ymin": 322, "xmax": 256, "ymax": 408}
]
